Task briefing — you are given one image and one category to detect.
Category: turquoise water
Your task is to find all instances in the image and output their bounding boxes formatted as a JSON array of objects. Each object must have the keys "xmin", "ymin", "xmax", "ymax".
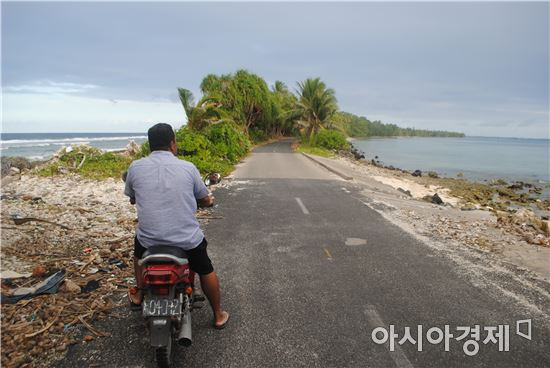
[{"xmin": 351, "ymin": 136, "xmax": 550, "ymax": 183}]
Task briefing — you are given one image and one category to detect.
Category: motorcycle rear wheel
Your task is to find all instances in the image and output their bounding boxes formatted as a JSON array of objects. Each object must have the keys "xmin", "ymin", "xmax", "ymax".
[{"xmin": 155, "ymin": 337, "xmax": 173, "ymax": 368}]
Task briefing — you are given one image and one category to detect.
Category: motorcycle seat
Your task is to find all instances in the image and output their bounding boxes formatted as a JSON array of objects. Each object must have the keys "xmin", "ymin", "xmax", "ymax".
[{"xmin": 139, "ymin": 246, "xmax": 189, "ymax": 266}]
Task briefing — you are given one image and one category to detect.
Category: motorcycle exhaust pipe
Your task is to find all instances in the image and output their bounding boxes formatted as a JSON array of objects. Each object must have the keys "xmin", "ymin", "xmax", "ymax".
[{"xmin": 178, "ymin": 310, "xmax": 192, "ymax": 346}]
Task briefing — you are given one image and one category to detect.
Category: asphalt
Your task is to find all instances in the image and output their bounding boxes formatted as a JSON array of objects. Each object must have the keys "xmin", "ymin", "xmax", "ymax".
[{"xmin": 58, "ymin": 139, "xmax": 550, "ymax": 368}]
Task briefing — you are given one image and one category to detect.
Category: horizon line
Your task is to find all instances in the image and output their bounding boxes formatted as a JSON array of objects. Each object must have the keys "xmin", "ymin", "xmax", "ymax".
[{"xmin": 1, "ymin": 132, "xmax": 548, "ymax": 140}]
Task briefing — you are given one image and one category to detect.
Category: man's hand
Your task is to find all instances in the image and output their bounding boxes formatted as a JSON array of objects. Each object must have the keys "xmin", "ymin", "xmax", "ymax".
[{"xmin": 197, "ymin": 194, "xmax": 215, "ymax": 208}]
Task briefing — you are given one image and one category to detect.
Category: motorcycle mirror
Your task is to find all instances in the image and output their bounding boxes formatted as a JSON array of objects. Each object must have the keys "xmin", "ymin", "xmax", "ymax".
[{"xmin": 204, "ymin": 172, "xmax": 221, "ymax": 186}]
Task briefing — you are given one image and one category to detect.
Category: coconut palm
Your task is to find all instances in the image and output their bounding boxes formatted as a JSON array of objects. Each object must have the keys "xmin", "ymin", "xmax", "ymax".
[
  {"xmin": 294, "ymin": 78, "xmax": 338, "ymax": 139},
  {"xmin": 178, "ymin": 88, "xmax": 195, "ymax": 117},
  {"xmin": 272, "ymin": 80, "xmax": 289, "ymax": 94},
  {"xmin": 177, "ymin": 88, "xmax": 230, "ymax": 130},
  {"xmin": 269, "ymin": 81, "xmax": 299, "ymax": 136}
]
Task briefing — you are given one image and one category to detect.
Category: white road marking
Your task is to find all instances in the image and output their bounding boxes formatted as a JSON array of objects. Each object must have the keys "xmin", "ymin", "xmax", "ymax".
[
  {"xmin": 345, "ymin": 237, "xmax": 367, "ymax": 246},
  {"xmin": 364, "ymin": 305, "xmax": 414, "ymax": 368},
  {"xmin": 295, "ymin": 197, "xmax": 310, "ymax": 215}
]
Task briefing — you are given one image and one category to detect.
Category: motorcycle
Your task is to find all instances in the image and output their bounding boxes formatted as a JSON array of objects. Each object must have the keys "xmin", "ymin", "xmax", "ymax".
[
  {"xmin": 135, "ymin": 173, "xmax": 220, "ymax": 368},
  {"xmin": 139, "ymin": 246, "xmax": 197, "ymax": 367}
]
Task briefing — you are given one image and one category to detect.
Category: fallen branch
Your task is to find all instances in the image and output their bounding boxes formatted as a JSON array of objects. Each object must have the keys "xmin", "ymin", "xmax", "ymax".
[
  {"xmin": 25, "ymin": 307, "xmax": 64, "ymax": 338},
  {"xmin": 10, "ymin": 321, "xmax": 36, "ymax": 330},
  {"xmin": 79, "ymin": 254, "xmax": 97, "ymax": 273},
  {"xmin": 197, "ymin": 215, "xmax": 224, "ymax": 220},
  {"xmin": 78, "ymin": 315, "xmax": 110, "ymax": 337},
  {"xmin": 12, "ymin": 216, "xmax": 71, "ymax": 230},
  {"xmin": 66, "ymin": 312, "xmax": 92, "ymax": 326}
]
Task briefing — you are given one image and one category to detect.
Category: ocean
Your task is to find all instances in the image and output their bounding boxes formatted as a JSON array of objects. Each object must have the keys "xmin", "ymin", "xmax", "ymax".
[
  {"xmin": 0, "ymin": 132, "xmax": 147, "ymax": 161},
  {"xmin": 351, "ymin": 136, "xmax": 550, "ymax": 184},
  {"xmin": 2, "ymin": 133, "xmax": 548, "ymax": 185}
]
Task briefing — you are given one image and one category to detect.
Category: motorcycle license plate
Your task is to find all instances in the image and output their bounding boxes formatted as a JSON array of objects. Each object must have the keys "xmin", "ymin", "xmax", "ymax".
[{"xmin": 142, "ymin": 299, "xmax": 181, "ymax": 317}]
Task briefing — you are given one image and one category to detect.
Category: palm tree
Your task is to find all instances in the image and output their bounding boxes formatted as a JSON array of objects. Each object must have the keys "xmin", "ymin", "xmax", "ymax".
[
  {"xmin": 294, "ymin": 78, "xmax": 338, "ymax": 139},
  {"xmin": 270, "ymin": 81, "xmax": 299, "ymax": 136},
  {"xmin": 272, "ymin": 80, "xmax": 289, "ymax": 94},
  {"xmin": 178, "ymin": 88, "xmax": 195, "ymax": 118},
  {"xmin": 177, "ymin": 88, "xmax": 230, "ymax": 130}
]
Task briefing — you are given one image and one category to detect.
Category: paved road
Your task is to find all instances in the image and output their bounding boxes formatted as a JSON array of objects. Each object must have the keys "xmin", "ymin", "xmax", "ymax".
[{"xmin": 60, "ymin": 139, "xmax": 550, "ymax": 368}]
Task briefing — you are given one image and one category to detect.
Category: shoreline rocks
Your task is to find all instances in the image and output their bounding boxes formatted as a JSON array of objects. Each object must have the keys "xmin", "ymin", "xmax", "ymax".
[
  {"xmin": 333, "ymin": 151, "xmax": 550, "ymax": 247},
  {"xmin": 1, "ymin": 157, "xmax": 44, "ymax": 177}
]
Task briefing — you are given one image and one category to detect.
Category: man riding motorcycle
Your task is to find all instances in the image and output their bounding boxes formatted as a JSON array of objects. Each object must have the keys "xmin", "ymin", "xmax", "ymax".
[{"xmin": 124, "ymin": 123, "xmax": 229, "ymax": 329}]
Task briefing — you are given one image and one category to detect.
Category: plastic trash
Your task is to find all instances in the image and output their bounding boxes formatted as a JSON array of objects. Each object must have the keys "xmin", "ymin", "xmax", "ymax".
[
  {"xmin": 81, "ymin": 280, "xmax": 100, "ymax": 293},
  {"xmin": 1, "ymin": 270, "xmax": 66, "ymax": 304},
  {"xmin": 108, "ymin": 258, "xmax": 127, "ymax": 269},
  {"xmin": 0, "ymin": 270, "xmax": 32, "ymax": 279}
]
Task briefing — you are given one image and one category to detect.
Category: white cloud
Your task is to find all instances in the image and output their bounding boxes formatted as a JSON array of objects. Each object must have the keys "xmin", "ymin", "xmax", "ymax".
[
  {"xmin": 4, "ymin": 80, "xmax": 99, "ymax": 95},
  {"xmin": 2, "ymin": 91, "xmax": 186, "ymax": 132}
]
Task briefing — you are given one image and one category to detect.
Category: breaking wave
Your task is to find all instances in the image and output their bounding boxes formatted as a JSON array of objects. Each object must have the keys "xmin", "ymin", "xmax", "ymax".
[{"xmin": 0, "ymin": 135, "xmax": 146, "ymax": 148}]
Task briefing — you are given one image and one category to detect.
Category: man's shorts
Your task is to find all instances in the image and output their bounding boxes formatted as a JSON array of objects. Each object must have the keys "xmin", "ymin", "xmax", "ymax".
[{"xmin": 134, "ymin": 237, "xmax": 214, "ymax": 275}]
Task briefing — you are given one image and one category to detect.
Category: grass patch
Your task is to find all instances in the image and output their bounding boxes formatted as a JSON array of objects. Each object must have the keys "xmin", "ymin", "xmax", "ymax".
[{"xmin": 295, "ymin": 143, "xmax": 334, "ymax": 158}]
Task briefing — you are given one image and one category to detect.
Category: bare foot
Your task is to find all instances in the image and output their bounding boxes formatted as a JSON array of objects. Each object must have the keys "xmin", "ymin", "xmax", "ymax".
[
  {"xmin": 214, "ymin": 311, "xmax": 230, "ymax": 329},
  {"xmin": 128, "ymin": 287, "xmax": 143, "ymax": 305}
]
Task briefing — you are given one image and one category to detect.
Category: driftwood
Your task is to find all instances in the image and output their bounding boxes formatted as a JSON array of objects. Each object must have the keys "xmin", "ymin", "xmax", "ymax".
[
  {"xmin": 11, "ymin": 216, "xmax": 71, "ymax": 230},
  {"xmin": 78, "ymin": 315, "xmax": 110, "ymax": 337}
]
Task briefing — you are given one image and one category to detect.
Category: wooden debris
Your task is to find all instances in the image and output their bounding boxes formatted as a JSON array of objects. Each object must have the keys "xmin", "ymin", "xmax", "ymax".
[
  {"xmin": 25, "ymin": 308, "xmax": 64, "ymax": 338},
  {"xmin": 79, "ymin": 254, "xmax": 97, "ymax": 273},
  {"xmin": 11, "ymin": 216, "xmax": 71, "ymax": 230},
  {"xmin": 78, "ymin": 316, "xmax": 110, "ymax": 337},
  {"xmin": 1, "ymin": 175, "xmax": 138, "ymax": 367}
]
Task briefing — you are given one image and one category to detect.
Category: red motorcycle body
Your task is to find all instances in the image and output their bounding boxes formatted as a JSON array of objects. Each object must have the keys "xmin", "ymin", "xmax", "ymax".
[{"xmin": 139, "ymin": 251, "xmax": 196, "ymax": 367}]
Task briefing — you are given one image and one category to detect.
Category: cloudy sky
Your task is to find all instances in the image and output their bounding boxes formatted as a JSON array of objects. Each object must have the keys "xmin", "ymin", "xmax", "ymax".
[{"xmin": 2, "ymin": 1, "xmax": 548, "ymax": 138}]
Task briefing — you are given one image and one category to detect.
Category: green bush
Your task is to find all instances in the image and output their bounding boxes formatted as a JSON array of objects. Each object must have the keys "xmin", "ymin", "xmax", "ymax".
[
  {"xmin": 170, "ymin": 123, "xmax": 250, "ymax": 175},
  {"xmin": 37, "ymin": 145, "xmax": 132, "ymax": 180},
  {"xmin": 248, "ymin": 128, "xmax": 268, "ymax": 144},
  {"xmin": 175, "ymin": 127, "xmax": 211, "ymax": 156},
  {"xmin": 139, "ymin": 141, "xmax": 150, "ymax": 157},
  {"xmin": 314, "ymin": 130, "xmax": 349, "ymax": 151},
  {"xmin": 77, "ymin": 152, "xmax": 132, "ymax": 180},
  {"xmin": 205, "ymin": 122, "xmax": 250, "ymax": 163}
]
